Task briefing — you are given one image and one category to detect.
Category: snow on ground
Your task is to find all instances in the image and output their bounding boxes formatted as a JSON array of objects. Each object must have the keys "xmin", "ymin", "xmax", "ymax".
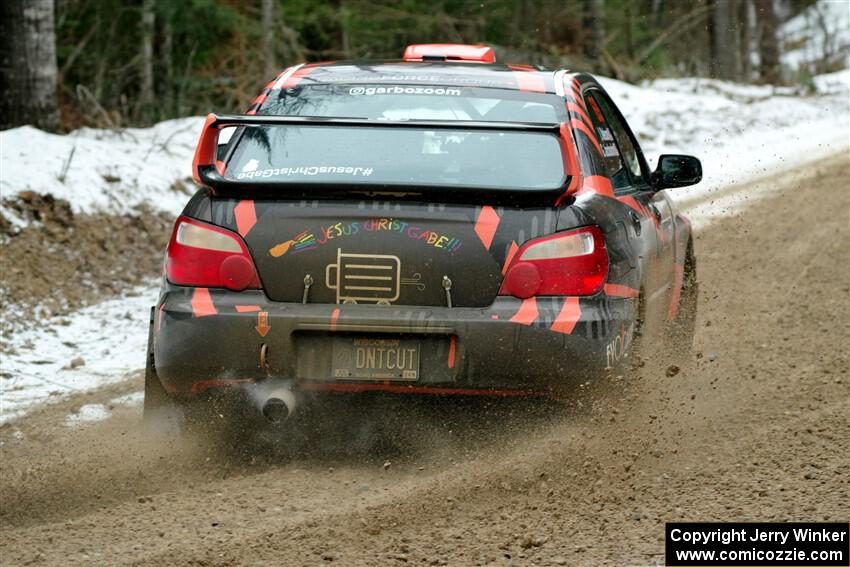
[
  {"xmin": 600, "ymin": 68, "xmax": 850, "ymax": 206},
  {"xmin": 781, "ymin": 0, "xmax": 850, "ymax": 73},
  {"xmin": 1, "ymin": 71, "xmax": 848, "ymax": 423},
  {"xmin": 0, "ymin": 117, "xmax": 203, "ymax": 229},
  {"xmin": 63, "ymin": 392, "xmax": 145, "ymax": 428},
  {"xmin": 64, "ymin": 403, "xmax": 112, "ymax": 426},
  {"xmin": 0, "ymin": 283, "xmax": 155, "ymax": 424}
]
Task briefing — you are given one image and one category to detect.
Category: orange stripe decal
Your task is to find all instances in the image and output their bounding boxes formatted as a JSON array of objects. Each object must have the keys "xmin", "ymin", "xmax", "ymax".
[
  {"xmin": 502, "ymin": 240, "xmax": 519, "ymax": 274},
  {"xmin": 617, "ymin": 195, "xmax": 646, "ymax": 215},
  {"xmin": 510, "ymin": 297, "xmax": 539, "ymax": 326},
  {"xmin": 566, "ymin": 93, "xmax": 588, "ymax": 112},
  {"xmin": 474, "ymin": 205, "xmax": 500, "ymax": 250},
  {"xmin": 603, "ymin": 284, "xmax": 639, "ymax": 298},
  {"xmin": 576, "ymin": 175, "xmax": 615, "ymax": 198},
  {"xmin": 570, "ymin": 118, "xmax": 603, "ymax": 155},
  {"xmin": 566, "ymin": 101, "xmax": 593, "ymax": 129},
  {"xmin": 448, "ymin": 336, "xmax": 457, "ymax": 369},
  {"xmin": 330, "ymin": 308, "xmax": 340, "ymax": 331},
  {"xmin": 233, "ymin": 200, "xmax": 257, "ymax": 237},
  {"xmin": 281, "ymin": 66, "xmax": 314, "ymax": 89},
  {"xmin": 570, "ymin": 78, "xmax": 583, "ymax": 98},
  {"xmin": 191, "ymin": 288, "xmax": 217, "ymax": 318},
  {"xmin": 550, "ymin": 297, "xmax": 581, "ymax": 334},
  {"xmin": 235, "ymin": 305, "xmax": 261, "ymax": 313}
]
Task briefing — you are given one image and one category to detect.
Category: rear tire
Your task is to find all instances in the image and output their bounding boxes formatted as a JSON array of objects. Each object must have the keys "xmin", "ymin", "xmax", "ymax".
[
  {"xmin": 143, "ymin": 307, "xmax": 182, "ymax": 433},
  {"xmin": 670, "ymin": 242, "xmax": 698, "ymax": 355}
]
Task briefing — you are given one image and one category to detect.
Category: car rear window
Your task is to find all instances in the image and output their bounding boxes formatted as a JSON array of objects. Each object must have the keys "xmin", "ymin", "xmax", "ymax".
[
  {"xmin": 258, "ymin": 84, "xmax": 564, "ymax": 124},
  {"xmin": 223, "ymin": 124, "xmax": 566, "ymax": 190},
  {"xmin": 219, "ymin": 84, "xmax": 568, "ymax": 191}
]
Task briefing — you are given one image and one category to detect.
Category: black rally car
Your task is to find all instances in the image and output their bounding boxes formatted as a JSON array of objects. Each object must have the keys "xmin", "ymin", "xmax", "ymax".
[{"xmin": 145, "ymin": 44, "xmax": 701, "ymax": 423}]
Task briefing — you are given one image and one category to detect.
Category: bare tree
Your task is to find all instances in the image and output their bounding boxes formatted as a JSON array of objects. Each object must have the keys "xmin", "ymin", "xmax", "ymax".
[
  {"xmin": 0, "ymin": 0, "xmax": 60, "ymax": 130},
  {"xmin": 756, "ymin": 0, "xmax": 780, "ymax": 83}
]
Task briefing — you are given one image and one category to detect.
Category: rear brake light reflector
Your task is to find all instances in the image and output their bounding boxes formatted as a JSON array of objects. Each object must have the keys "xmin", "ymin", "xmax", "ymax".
[
  {"xmin": 499, "ymin": 226, "xmax": 608, "ymax": 298},
  {"xmin": 520, "ymin": 230, "xmax": 595, "ymax": 260},
  {"xmin": 176, "ymin": 221, "xmax": 242, "ymax": 253},
  {"xmin": 166, "ymin": 216, "xmax": 261, "ymax": 291}
]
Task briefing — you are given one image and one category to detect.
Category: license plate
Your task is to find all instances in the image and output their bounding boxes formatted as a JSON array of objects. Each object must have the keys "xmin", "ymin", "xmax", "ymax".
[{"xmin": 331, "ymin": 337, "xmax": 420, "ymax": 381}]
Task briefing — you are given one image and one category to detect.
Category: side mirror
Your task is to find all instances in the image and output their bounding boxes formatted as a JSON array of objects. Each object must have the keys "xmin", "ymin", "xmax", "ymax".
[{"xmin": 653, "ymin": 154, "xmax": 702, "ymax": 189}]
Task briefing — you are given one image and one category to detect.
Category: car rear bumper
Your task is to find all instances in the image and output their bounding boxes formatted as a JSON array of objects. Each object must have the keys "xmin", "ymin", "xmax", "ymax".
[{"xmin": 153, "ymin": 284, "xmax": 637, "ymax": 399}]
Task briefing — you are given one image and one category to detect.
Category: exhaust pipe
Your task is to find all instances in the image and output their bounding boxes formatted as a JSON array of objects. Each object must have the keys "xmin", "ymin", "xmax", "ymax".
[{"xmin": 260, "ymin": 388, "xmax": 297, "ymax": 423}]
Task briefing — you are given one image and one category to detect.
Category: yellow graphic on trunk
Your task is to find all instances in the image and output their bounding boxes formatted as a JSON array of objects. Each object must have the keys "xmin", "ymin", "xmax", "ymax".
[{"xmin": 326, "ymin": 249, "xmax": 401, "ymax": 304}]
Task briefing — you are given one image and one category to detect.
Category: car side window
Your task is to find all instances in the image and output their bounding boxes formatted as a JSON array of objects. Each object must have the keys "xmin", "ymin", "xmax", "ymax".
[
  {"xmin": 587, "ymin": 90, "xmax": 645, "ymax": 189},
  {"xmin": 583, "ymin": 91, "xmax": 629, "ymax": 190}
]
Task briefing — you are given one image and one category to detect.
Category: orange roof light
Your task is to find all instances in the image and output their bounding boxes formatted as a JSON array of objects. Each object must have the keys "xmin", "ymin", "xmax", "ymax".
[{"xmin": 402, "ymin": 44, "xmax": 496, "ymax": 63}]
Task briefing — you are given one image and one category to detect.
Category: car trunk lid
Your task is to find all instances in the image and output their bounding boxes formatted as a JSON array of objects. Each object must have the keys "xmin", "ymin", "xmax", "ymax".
[{"xmin": 211, "ymin": 199, "xmax": 561, "ymax": 307}]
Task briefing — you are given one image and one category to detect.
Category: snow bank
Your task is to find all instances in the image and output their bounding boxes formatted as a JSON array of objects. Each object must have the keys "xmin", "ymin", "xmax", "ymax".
[
  {"xmin": 1, "ymin": 71, "xmax": 849, "ymax": 423},
  {"xmin": 0, "ymin": 117, "xmax": 203, "ymax": 228}
]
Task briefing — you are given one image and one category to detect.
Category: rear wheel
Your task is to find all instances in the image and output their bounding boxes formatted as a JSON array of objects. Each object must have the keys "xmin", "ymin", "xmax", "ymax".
[
  {"xmin": 670, "ymin": 242, "xmax": 698, "ymax": 356},
  {"xmin": 143, "ymin": 308, "xmax": 182, "ymax": 432},
  {"xmin": 143, "ymin": 308, "xmax": 166, "ymax": 418}
]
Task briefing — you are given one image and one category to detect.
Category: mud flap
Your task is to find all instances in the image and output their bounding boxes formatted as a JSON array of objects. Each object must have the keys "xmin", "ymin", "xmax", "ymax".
[{"xmin": 143, "ymin": 307, "xmax": 183, "ymax": 434}]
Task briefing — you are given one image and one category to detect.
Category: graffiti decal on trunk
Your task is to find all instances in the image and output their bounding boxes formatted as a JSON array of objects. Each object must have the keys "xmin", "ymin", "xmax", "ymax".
[{"xmin": 267, "ymin": 218, "xmax": 463, "ymax": 258}]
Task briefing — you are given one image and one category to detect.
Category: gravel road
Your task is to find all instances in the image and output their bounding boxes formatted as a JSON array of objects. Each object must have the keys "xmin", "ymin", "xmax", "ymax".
[{"xmin": 1, "ymin": 153, "xmax": 847, "ymax": 566}]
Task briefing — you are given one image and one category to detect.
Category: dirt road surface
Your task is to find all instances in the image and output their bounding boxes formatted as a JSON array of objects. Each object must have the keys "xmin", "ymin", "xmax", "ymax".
[{"xmin": 1, "ymin": 153, "xmax": 848, "ymax": 566}]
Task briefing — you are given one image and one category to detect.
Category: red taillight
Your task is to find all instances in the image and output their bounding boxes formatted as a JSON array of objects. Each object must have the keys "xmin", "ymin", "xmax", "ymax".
[
  {"xmin": 165, "ymin": 216, "xmax": 261, "ymax": 291},
  {"xmin": 499, "ymin": 226, "xmax": 608, "ymax": 298}
]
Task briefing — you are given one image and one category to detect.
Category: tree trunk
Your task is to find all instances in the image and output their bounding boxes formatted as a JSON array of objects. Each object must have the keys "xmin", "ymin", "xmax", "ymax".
[
  {"xmin": 162, "ymin": 17, "xmax": 174, "ymax": 116},
  {"xmin": 140, "ymin": 0, "xmax": 155, "ymax": 120},
  {"xmin": 583, "ymin": 0, "xmax": 605, "ymax": 61},
  {"xmin": 756, "ymin": 0, "xmax": 780, "ymax": 83},
  {"xmin": 739, "ymin": 0, "xmax": 754, "ymax": 81},
  {"xmin": 341, "ymin": 2, "xmax": 351, "ymax": 59},
  {"xmin": 0, "ymin": 0, "xmax": 59, "ymax": 131},
  {"xmin": 651, "ymin": 0, "xmax": 664, "ymax": 26},
  {"xmin": 710, "ymin": 0, "xmax": 740, "ymax": 80},
  {"xmin": 727, "ymin": 0, "xmax": 742, "ymax": 80},
  {"xmin": 262, "ymin": 0, "xmax": 276, "ymax": 78}
]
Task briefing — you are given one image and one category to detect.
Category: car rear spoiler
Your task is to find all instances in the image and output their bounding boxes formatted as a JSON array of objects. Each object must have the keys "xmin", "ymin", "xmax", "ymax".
[{"xmin": 192, "ymin": 113, "xmax": 572, "ymax": 204}]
